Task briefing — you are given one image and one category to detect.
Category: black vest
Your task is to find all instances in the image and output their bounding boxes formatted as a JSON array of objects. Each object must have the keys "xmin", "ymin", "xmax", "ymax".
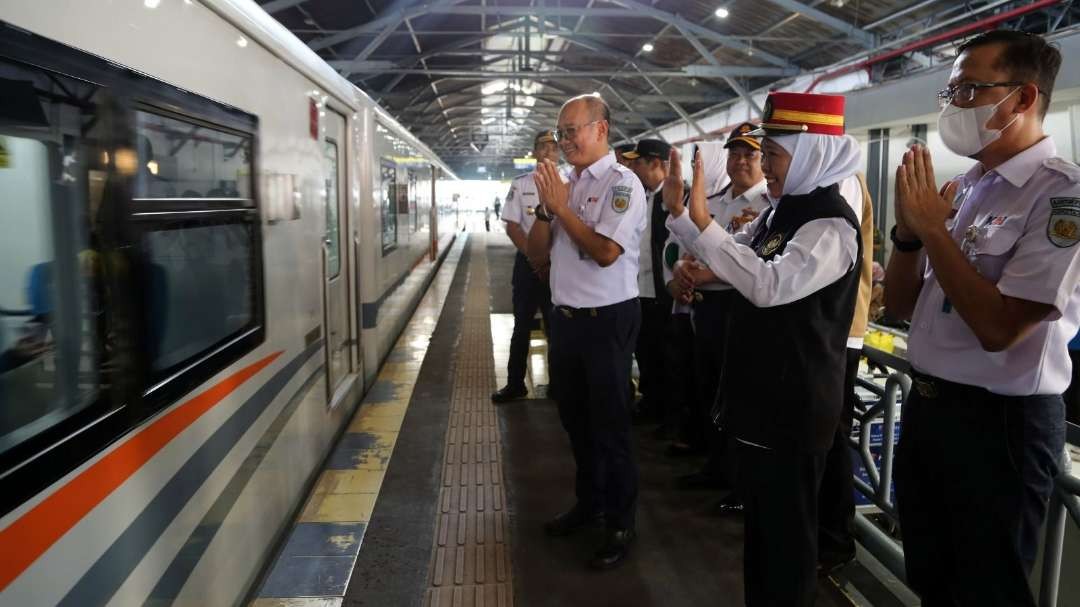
[
  {"xmin": 721, "ymin": 184, "xmax": 862, "ymax": 454},
  {"xmin": 648, "ymin": 190, "xmax": 672, "ymax": 306}
]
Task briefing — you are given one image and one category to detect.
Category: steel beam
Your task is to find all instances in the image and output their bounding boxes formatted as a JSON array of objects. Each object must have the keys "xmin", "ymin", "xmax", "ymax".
[
  {"xmin": 605, "ymin": 0, "xmax": 797, "ymax": 69},
  {"xmin": 336, "ymin": 67, "xmax": 796, "ymax": 78},
  {"xmin": 763, "ymin": 0, "xmax": 876, "ymax": 47},
  {"xmin": 308, "ymin": 0, "xmax": 470, "ymax": 51}
]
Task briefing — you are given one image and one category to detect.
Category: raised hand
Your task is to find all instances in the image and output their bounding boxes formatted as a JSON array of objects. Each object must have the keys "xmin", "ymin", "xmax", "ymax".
[
  {"xmin": 689, "ymin": 149, "xmax": 710, "ymax": 230},
  {"xmin": 896, "ymin": 145, "xmax": 954, "ymax": 240},
  {"xmin": 662, "ymin": 147, "xmax": 686, "ymax": 215},
  {"xmin": 533, "ymin": 159, "xmax": 570, "ymax": 218}
]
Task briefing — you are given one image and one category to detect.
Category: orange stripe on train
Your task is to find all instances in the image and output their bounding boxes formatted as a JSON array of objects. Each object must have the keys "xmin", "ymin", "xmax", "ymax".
[{"xmin": 0, "ymin": 350, "xmax": 283, "ymax": 592}]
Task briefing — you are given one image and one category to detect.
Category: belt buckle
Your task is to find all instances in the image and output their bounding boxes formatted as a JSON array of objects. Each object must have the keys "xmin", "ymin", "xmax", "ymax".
[
  {"xmin": 913, "ymin": 377, "xmax": 938, "ymax": 398},
  {"xmin": 560, "ymin": 307, "xmax": 573, "ymax": 319}
]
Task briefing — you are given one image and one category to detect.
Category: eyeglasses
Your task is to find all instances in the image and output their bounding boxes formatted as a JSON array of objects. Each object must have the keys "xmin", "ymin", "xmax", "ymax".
[
  {"xmin": 936, "ymin": 81, "xmax": 1030, "ymax": 108},
  {"xmin": 728, "ymin": 149, "xmax": 761, "ymax": 162},
  {"xmin": 553, "ymin": 120, "xmax": 601, "ymax": 142}
]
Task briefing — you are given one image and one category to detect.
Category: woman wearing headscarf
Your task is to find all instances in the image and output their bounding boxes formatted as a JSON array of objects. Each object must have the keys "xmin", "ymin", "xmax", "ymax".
[{"xmin": 665, "ymin": 92, "xmax": 863, "ymax": 607}]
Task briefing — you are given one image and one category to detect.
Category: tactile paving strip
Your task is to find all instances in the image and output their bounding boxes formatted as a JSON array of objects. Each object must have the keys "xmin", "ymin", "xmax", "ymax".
[{"xmin": 424, "ymin": 235, "xmax": 513, "ymax": 607}]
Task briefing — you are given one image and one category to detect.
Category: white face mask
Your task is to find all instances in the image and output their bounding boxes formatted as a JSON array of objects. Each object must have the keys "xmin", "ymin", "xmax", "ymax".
[{"xmin": 937, "ymin": 88, "xmax": 1020, "ymax": 157}]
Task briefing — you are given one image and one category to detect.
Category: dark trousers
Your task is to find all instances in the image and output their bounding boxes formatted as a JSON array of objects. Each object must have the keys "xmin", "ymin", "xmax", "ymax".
[
  {"xmin": 634, "ymin": 296, "xmax": 668, "ymax": 403},
  {"xmin": 686, "ymin": 290, "xmax": 733, "ymax": 458},
  {"xmin": 506, "ymin": 252, "xmax": 551, "ymax": 388},
  {"xmin": 1064, "ymin": 349, "xmax": 1080, "ymax": 425},
  {"xmin": 549, "ymin": 298, "xmax": 641, "ymax": 529},
  {"xmin": 663, "ymin": 313, "xmax": 696, "ymax": 429},
  {"xmin": 736, "ymin": 442, "xmax": 826, "ymax": 607},
  {"xmin": 817, "ymin": 347, "xmax": 862, "ymax": 560},
  {"xmin": 895, "ymin": 376, "xmax": 1066, "ymax": 607}
]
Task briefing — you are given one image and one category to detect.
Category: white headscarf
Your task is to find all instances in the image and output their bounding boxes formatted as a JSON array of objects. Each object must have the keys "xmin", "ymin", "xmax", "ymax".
[
  {"xmin": 695, "ymin": 141, "xmax": 731, "ymax": 197},
  {"xmin": 772, "ymin": 133, "xmax": 861, "ymax": 197}
]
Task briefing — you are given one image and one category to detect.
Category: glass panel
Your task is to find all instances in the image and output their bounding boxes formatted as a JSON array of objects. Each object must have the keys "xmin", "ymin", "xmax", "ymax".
[
  {"xmin": 324, "ymin": 140, "xmax": 340, "ymax": 278},
  {"xmin": 142, "ymin": 220, "xmax": 254, "ymax": 373},
  {"xmin": 0, "ymin": 61, "xmax": 109, "ymax": 453},
  {"xmin": 134, "ymin": 111, "xmax": 252, "ymax": 200},
  {"xmin": 381, "ymin": 160, "xmax": 397, "ymax": 253}
]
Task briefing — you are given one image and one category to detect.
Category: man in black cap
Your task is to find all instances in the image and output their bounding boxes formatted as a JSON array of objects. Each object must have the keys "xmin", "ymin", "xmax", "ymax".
[
  {"xmin": 492, "ymin": 129, "xmax": 560, "ymax": 402},
  {"xmin": 672, "ymin": 125, "xmax": 769, "ymax": 504},
  {"xmin": 615, "ymin": 142, "xmax": 635, "ymax": 168},
  {"xmin": 624, "ymin": 139, "xmax": 677, "ymax": 421}
]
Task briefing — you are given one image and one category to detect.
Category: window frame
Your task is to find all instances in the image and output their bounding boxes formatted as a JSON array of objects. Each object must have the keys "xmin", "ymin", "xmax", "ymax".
[{"xmin": 0, "ymin": 23, "xmax": 265, "ymax": 515}]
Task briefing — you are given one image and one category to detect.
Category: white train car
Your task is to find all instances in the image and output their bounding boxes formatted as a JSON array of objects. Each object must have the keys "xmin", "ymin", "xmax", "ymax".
[{"xmin": 0, "ymin": 1, "xmax": 456, "ymax": 605}]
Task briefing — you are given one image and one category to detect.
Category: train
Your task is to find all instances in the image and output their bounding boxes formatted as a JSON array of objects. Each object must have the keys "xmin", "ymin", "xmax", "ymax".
[{"xmin": 0, "ymin": 0, "xmax": 457, "ymax": 604}]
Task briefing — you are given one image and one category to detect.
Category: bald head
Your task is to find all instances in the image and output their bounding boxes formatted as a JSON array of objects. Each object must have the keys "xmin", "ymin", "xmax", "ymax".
[{"xmin": 557, "ymin": 93, "xmax": 612, "ymax": 169}]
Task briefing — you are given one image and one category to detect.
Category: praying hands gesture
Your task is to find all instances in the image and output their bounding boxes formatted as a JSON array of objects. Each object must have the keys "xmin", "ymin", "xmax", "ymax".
[
  {"xmin": 533, "ymin": 159, "xmax": 570, "ymax": 219},
  {"xmin": 895, "ymin": 145, "xmax": 958, "ymax": 240}
]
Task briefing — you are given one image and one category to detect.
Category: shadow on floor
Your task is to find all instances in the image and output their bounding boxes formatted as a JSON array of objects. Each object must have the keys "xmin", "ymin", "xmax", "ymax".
[{"xmin": 498, "ymin": 399, "xmax": 751, "ymax": 607}]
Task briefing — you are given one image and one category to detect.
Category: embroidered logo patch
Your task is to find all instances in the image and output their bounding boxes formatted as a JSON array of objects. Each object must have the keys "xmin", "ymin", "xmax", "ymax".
[
  {"xmin": 611, "ymin": 185, "xmax": 632, "ymax": 213},
  {"xmin": 507, "ymin": 185, "xmax": 516, "ymax": 200},
  {"xmin": 1048, "ymin": 197, "xmax": 1080, "ymax": 248},
  {"xmin": 760, "ymin": 232, "xmax": 785, "ymax": 256},
  {"xmin": 664, "ymin": 242, "xmax": 681, "ymax": 270}
]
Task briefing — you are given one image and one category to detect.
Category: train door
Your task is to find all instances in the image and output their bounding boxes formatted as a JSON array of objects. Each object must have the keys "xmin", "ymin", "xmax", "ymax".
[{"xmin": 323, "ymin": 109, "xmax": 352, "ymax": 402}]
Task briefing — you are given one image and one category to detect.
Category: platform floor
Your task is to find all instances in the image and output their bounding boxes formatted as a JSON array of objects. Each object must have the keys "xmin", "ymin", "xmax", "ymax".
[{"xmin": 253, "ymin": 232, "xmax": 917, "ymax": 607}]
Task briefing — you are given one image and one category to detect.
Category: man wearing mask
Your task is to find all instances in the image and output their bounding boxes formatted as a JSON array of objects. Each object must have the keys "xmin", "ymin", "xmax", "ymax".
[
  {"xmin": 624, "ymin": 139, "xmax": 674, "ymax": 421},
  {"xmin": 528, "ymin": 93, "xmax": 647, "ymax": 570},
  {"xmin": 668, "ymin": 92, "xmax": 863, "ymax": 605},
  {"xmin": 492, "ymin": 130, "xmax": 560, "ymax": 403},
  {"xmin": 886, "ymin": 30, "xmax": 1077, "ymax": 605}
]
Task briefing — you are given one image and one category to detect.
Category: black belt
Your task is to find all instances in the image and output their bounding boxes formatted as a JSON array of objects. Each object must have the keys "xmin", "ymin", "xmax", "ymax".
[
  {"xmin": 694, "ymin": 289, "xmax": 733, "ymax": 303},
  {"xmin": 910, "ymin": 370, "xmax": 991, "ymax": 400},
  {"xmin": 555, "ymin": 299, "xmax": 634, "ymax": 319}
]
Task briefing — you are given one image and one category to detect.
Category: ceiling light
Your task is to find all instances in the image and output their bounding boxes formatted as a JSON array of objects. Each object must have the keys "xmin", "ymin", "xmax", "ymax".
[
  {"xmin": 144, "ymin": 0, "xmax": 161, "ymax": 7},
  {"xmin": 715, "ymin": 7, "xmax": 730, "ymax": 18},
  {"xmin": 237, "ymin": 36, "xmax": 248, "ymax": 48},
  {"xmin": 642, "ymin": 42, "xmax": 654, "ymax": 52}
]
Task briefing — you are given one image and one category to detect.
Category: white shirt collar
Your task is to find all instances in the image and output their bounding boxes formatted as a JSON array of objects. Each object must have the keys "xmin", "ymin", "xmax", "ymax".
[
  {"xmin": 729, "ymin": 179, "xmax": 768, "ymax": 203},
  {"xmin": 964, "ymin": 136, "xmax": 1056, "ymax": 188},
  {"xmin": 569, "ymin": 151, "xmax": 616, "ymax": 182}
]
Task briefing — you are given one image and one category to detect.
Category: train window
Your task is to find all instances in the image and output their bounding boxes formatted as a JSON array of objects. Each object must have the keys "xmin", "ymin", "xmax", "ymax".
[
  {"xmin": 0, "ymin": 61, "xmax": 113, "ymax": 458},
  {"xmin": 134, "ymin": 111, "xmax": 251, "ymax": 201},
  {"xmin": 380, "ymin": 160, "xmax": 397, "ymax": 254},
  {"xmin": 141, "ymin": 220, "xmax": 256, "ymax": 373},
  {"xmin": 130, "ymin": 110, "xmax": 261, "ymax": 393},
  {"xmin": 324, "ymin": 140, "xmax": 341, "ymax": 277}
]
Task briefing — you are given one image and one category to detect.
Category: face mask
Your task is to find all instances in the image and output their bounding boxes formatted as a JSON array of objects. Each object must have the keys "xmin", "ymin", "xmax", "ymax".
[{"xmin": 937, "ymin": 88, "xmax": 1020, "ymax": 157}]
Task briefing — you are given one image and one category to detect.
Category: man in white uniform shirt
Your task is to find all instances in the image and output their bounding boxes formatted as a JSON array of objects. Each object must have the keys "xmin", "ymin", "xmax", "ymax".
[
  {"xmin": 885, "ymin": 31, "xmax": 1076, "ymax": 605},
  {"xmin": 492, "ymin": 130, "xmax": 559, "ymax": 403},
  {"xmin": 669, "ymin": 125, "xmax": 770, "ymax": 504},
  {"xmin": 527, "ymin": 93, "xmax": 647, "ymax": 570}
]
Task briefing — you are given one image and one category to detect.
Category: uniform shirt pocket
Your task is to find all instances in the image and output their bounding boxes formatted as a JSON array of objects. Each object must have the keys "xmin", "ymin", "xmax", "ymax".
[{"xmin": 972, "ymin": 224, "xmax": 1022, "ymax": 282}]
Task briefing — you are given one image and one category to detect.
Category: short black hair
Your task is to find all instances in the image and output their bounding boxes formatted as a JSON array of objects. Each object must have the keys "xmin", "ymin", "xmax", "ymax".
[{"xmin": 957, "ymin": 30, "xmax": 1061, "ymax": 116}]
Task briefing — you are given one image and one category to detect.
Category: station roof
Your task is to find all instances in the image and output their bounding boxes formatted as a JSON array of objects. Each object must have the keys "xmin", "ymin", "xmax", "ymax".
[{"xmin": 257, "ymin": 0, "xmax": 1080, "ymax": 178}]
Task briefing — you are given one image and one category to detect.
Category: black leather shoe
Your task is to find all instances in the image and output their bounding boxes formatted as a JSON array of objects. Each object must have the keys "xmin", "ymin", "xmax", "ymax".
[
  {"xmin": 676, "ymin": 471, "xmax": 729, "ymax": 491},
  {"xmin": 709, "ymin": 494, "xmax": 744, "ymax": 516},
  {"xmin": 817, "ymin": 550, "xmax": 857, "ymax": 575},
  {"xmin": 665, "ymin": 442, "xmax": 704, "ymax": 457},
  {"xmin": 544, "ymin": 508, "xmax": 603, "ymax": 537},
  {"xmin": 491, "ymin": 384, "xmax": 528, "ymax": 403},
  {"xmin": 589, "ymin": 528, "xmax": 636, "ymax": 570}
]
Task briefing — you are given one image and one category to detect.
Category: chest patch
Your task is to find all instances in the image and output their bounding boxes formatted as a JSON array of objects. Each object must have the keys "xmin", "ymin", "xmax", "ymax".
[
  {"xmin": 759, "ymin": 232, "xmax": 785, "ymax": 257},
  {"xmin": 1048, "ymin": 197, "xmax": 1080, "ymax": 248},
  {"xmin": 611, "ymin": 185, "xmax": 632, "ymax": 213}
]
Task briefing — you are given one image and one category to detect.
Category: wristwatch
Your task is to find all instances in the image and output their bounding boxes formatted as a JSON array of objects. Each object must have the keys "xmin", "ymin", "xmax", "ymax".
[
  {"xmin": 890, "ymin": 225, "xmax": 923, "ymax": 252},
  {"xmin": 533, "ymin": 204, "xmax": 553, "ymax": 222}
]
